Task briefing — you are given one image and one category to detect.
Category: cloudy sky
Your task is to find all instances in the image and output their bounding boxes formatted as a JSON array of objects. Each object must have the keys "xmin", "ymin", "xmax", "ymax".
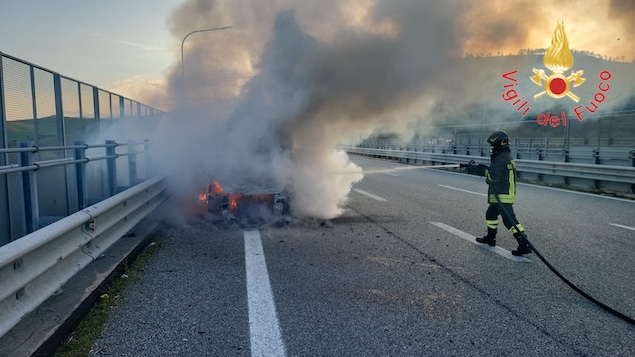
[
  {"xmin": 2, "ymin": 1, "xmax": 634, "ymax": 219},
  {"xmin": 0, "ymin": 1, "xmax": 179, "ymax": 110},
  {"xmin": 1, "ymin": 0, "xmax": 633, "ymax": 112}
]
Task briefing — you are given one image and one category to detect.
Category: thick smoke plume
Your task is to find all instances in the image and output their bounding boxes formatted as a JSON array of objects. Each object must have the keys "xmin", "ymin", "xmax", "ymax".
[
  {"xmin": 153, "ymin": 0, "xmax": 464, "ymax": 219},
  {"xmin": 150, "ymin": 0, "xmax": 635, "ymax": 220}
]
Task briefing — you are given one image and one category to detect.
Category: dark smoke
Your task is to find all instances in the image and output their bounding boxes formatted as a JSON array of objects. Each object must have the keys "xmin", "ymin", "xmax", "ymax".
[{"xmin": 151, "ymin": 0, "xmax": 635, "ymax": 221}]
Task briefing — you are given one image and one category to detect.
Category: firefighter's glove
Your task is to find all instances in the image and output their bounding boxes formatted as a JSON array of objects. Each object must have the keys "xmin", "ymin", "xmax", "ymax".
[{"xmin": 461, "ymin": 161, "xmax": 487, "ymax": 176}]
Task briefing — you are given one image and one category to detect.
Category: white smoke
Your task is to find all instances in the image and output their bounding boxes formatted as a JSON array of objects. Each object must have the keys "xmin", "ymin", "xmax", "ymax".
[
  {"xmin": 149, "ymin": 0, "xmax": 635, "ymax": 220},
  {"xmin": 150, "ymin": 0, "xmax": 467, "ymax": 219}
]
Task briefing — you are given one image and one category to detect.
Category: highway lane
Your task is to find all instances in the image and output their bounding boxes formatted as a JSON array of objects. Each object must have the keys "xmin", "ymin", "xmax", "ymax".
[
  {"xmin": 347, "ymin": 155, "xmax": 635, "ymax": 318},
  {"xmin": 90, "ymin": 155, "xmax": 635, "ymax": 356}
]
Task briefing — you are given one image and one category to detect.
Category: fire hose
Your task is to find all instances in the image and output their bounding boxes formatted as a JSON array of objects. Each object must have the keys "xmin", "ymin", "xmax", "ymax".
[{"xmin": 464, "ymin": 162, "xmax": 635, "ymax": 326}]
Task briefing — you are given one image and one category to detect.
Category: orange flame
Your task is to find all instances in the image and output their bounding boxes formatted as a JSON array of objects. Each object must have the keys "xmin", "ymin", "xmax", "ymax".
[
  {"xmin": 229, "ymin": 194, "xmax": 239, "ymax": 209},
  {"xmin": 198, "ymin": 193, "xmax": 207, "ymax": 201},
  {"xmin": 543, "ymin": 19, "xmax": 574, "ymax": 74},
  {"xmin": 209, "ymin": 181, "xmax": 224, "ymax": 195}
]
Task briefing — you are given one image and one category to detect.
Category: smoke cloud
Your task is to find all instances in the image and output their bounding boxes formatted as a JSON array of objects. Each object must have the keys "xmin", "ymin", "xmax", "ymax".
[{"xmin": 150, "ymin": 0, "xmax": 635, "ymax": 220}]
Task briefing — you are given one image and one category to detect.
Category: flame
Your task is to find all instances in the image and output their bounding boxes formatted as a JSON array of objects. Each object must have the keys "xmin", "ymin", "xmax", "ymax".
[
  {"xmin": 209, "ymin": 181, "xmax": 224, "ymax": 195},
  {"xmin": 205, "ymin": 181, "xmax": 277, "ymax": 214},
  {"xmin": 543, "ymin": 19, "xmax": 574, "ymax": 74},
  {"xmin": 229, "ymin": 194, "xmax": 239, "ymax": 209},
  {"xmin": 198, "ymin": 193, "xmax": 207, "ymax": 201}
]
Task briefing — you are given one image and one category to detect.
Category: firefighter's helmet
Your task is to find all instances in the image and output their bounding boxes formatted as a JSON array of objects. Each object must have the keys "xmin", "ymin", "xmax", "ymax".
[{"xmin": 487, "ymin": 131, "xmax": 509, "ymax": 150}]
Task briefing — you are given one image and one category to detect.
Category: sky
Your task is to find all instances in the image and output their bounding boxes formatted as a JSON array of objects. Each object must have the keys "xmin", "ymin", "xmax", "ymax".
[
  {"xmin": 2, "ymin": 0, "xmax": 634, "ymax": 220},
  {"xmin": 0, "ymin": 0, "xmax": 180, "ymax": 110},
  {"xmin": 1, "ymin": 1, "xmax": 633, "ymax": 113}
]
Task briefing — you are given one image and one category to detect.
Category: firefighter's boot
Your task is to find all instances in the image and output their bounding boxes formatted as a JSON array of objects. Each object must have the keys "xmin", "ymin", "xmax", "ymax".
[
  {"xmin": 476, "ymin": 228, "xmax": 496, "ymax": 246},
  {"xmin": 512, "ymin": 233, "xmax": 532, "ymax": 256}
]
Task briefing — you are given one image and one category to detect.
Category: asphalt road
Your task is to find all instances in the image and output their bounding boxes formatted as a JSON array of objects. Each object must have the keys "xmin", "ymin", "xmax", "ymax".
[{"xmin": 89, "ymin": 155, "xmax": 635, "ymax": 356}]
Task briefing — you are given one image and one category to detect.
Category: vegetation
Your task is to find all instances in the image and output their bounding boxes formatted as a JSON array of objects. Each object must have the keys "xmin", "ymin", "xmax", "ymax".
[
  {"xmin": 464, "ymin": 48, "xmax": 632, "ymax": 62},
  {"xmin": 52, "ymin": 239, "xmax": 162, "ymax": 357}
]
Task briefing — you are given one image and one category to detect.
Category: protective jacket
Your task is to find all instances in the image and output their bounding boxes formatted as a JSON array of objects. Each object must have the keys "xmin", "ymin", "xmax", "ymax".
[
  {"xmin": 468, "ymin": 147, "xmax": 517, "ymax": 204},
  {"xmin": 486, "ymin": 147, "xmax": 517, "ymax": 203}
]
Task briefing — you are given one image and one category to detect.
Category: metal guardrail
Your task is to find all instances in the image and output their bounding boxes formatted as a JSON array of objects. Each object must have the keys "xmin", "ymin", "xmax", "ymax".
[
  {"xmin": 1, "ymin": 51, "xmax": 164, "ymax": 246},
  {"xmin": 345, "ymin": 147, "xmax": 635, "ymax": 185},
  {"xmin": 0, "ymin": 175, "xmax": 168, "ymax": 338},
  {"xmin": 0, "ymin": 51, "xmax": 169, "ymax": 340},
  {"xmin": 1, "ymin": 140, "xmax": 153, "ymax": 245}
]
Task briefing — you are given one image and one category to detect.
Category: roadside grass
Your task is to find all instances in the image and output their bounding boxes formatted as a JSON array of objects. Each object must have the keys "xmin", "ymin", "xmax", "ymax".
[{"xmin": 52, "ymin": 240, "xmax": 163, "ymax": 357}]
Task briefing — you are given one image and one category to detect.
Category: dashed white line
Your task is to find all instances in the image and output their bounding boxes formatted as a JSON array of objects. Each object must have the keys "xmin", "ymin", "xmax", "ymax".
[
  {"xmin": 383, "ymin": 172, "xmax": 400, "ymax": 177},
  {"xmin": 438, "ymin": 184, "xmax": 487, "ymax": 197},
  {"xmin": 430, "ymin": 222, "xmax": 531, "ymax": 263},
  {"xmin": 352, "ymin": 188, "xmax": 387, "ymax": 202},
  {"xmin": 609, "ymin": 223, "xmax": 635, "ymax": 232},
  {"xmin": 528, "ymin": 184, "xmax": 635, "ymax": 203},
  {"xmin": 244, "ymin": 230, "xmax": 286, "ymax": 357}
]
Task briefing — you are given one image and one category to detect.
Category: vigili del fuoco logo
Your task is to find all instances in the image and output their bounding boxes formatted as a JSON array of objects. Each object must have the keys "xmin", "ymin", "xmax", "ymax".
[{"xmin": 500, "ymin": 19, "xmax": 612, "ymax": 127}]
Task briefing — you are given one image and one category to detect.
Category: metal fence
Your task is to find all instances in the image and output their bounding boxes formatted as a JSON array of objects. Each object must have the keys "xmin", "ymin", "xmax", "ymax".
[
  {"xmin": 0, "ymin": 52, "xmax": 163, "ymax": 154},
  {"xmin": 356, "ymin": 112, "xmax": 635, "ymax": 193},
  {"xmin": 360, "ymin": 110, "xmax": 635, "ymax": 167},
  {"xmin": 0, "ymin": 52, "xmax": 164, "ymax": 247}
]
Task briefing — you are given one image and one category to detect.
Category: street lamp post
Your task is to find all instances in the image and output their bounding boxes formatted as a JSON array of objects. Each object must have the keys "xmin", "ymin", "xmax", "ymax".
[{"xmin": 180, "ymin": 26, "xmax": 232, "ymax": 89}]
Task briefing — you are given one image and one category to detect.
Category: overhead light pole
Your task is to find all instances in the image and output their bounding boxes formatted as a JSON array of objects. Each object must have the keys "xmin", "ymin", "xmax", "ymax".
[{"xmin": 180, "ymin": 26, "xmax": 232, "ymax": 90}]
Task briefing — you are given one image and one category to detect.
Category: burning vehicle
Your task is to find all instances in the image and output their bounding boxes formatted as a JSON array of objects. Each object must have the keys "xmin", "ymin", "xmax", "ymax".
[{"xmin": 201, "ymin": 180, "xmax": 290, "ymax": 220}]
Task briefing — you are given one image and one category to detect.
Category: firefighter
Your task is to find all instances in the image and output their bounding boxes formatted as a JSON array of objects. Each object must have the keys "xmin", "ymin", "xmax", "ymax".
[{"xmin": 461, "ymin": 131, "xmax": 532, "ymax": 256}]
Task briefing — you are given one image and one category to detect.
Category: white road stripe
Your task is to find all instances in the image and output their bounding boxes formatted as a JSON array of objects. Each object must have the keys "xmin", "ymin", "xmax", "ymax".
[
  {"xmin": 528, "ymin": 184, "xmax": 635, "ymax": 203},
  {"xmin": 244, "ymin": 230, "xmax": 286, "ymax": 357},
  {"xmin": 352, "ymin": 188, "xmax": 387, "ymax": 201},
  {"xmin": 609, "ymin": 223, "xmax": 635, "ymax": 232},
  {"xmin": 430, "ymin": 222, "xmax": 531, "ymax": 263},
  {"xmin": 433, "ymin": 169, "xmax": 635, "ymax": 203},
  {"xmin": 438, "ymin": 184, "xmax": 487, "ymax": 197},
  {"xmin": 383, "ymin": 172, "xmax": 400, "ymax": 177}
]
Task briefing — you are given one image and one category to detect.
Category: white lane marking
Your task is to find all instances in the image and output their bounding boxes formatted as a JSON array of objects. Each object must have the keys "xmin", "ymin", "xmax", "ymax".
[
  {"xmin": 438, "ymin": 184, "xmax": 487, "ymax": 197},
  {"xmin": 528, "ymin": 184, "xmax": 635, "ymax": 203},
  {"xmin": 244, "ymin": 230, "xmax": 286, "ymax": 357},
  {"xmin": 352, "ymin": 188, "xmax": 387, "ymax": 202},
  {"xmin": 433, "ymin": 169, "xmax": 635, "ymax": 203},
  {"xmin": 383, "ymin": 172, "xmax": 400, "ymax": 177},
  {"xmin": 430, "ymin": 222, "xmax": 531, "ymax": 263},
  {"xmin": 609, "ymin": 223, "xmax": 635, "ymax": 232}
]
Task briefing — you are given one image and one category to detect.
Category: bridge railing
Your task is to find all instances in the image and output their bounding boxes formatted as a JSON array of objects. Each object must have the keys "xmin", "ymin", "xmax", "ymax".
[
  {"xmin": 0, "ymin": 174, "xmax": 168, "ymax": 339},
  {"xmin": 0, "ymin": 51, "xmax": 169, "ymax": 341},
  {"xmin": 1, "ymin": 51, "xmax": 165, "ymax": 247},
  {"xmin": 0, "ymin": 140, "xmax": 155, "ymax": 246},
  {"xmin": 345, "ymin": 146, "xmax": 635, "ymax": 194}
]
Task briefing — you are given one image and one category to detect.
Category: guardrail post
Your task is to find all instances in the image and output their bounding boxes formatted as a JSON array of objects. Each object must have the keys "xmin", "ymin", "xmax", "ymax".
[
  {"xmin": 144, "ymin": 139, "xmax": 153, "ymax": 178},
  {"xmin": 414, "ymin": 143, "xmax": 422, "ymax": 165},
  {"xmin": 74, "ymin": 141, "xmax": 87, "ymax": 209},
  {"xmin": 535, "ymin": 145, "xmax": 544, "ymax": 182},
  {"xmin": 106, "ymin": 140, "xmax": 117, "ymax": 196},
  {"xmin": 592, "ymin": 149, "xmax": 601, "ymax": 189},
  {"xmin": 562, "ymin": 148, "xmax": 570, "ymax": 186},
  {"xmin": 19, "ymin": 141, "xmax": 39, "ymax": 233},
  {"xmin": 128, "ymin": 140, "xmax": 138, "ymax": 186}
]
